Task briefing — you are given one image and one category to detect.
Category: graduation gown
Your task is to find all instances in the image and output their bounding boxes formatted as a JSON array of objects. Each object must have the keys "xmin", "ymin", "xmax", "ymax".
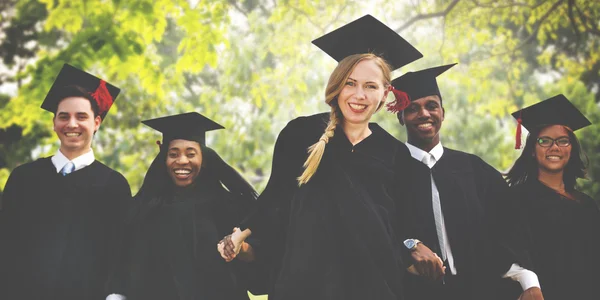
[
  {"xmin": 123, "ymin": 181, "xmax": 257, "ymax": 300},
  {"xmin": 396, "ymin": 148, "xmax": 519, "ymax": 300},
  {"xmin": 510, "ymin": 179, "xmax": 600, "ymax": 300},
  {"xmin": 0, "ymin": 157, "xmax": 131, "ymax": 300},
  {"xmin": 241, "ymin": 112, "xmax": 413, "ymax": 300}
]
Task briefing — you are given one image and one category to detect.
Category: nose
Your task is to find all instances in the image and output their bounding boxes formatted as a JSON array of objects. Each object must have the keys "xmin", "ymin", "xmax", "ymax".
[
  {"xmin": 548, "ymin": 141, "xmax": 561, "ymax": 151},
  {"xmin": 417, "ymin": 107, "xmax": 431, "ymax": 119},
  {"xmin": 66, "ymin": 116, "xmax": 78, "ymax": 128},
  {"xmin": 177, "ymin": 155, "xmax": 189, "ymax": 164},
  {"xmin": 355, "ymin": 86, "xmax": 366, "ymax": 99}
]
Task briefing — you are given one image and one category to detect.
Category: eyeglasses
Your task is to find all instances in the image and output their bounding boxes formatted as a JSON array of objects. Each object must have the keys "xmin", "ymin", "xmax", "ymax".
[{"xmin": 536, "ymin": 136, "xmax": 571, "ymax": 148}]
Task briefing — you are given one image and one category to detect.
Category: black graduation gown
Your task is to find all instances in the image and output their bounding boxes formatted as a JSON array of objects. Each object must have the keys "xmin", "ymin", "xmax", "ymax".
[
  {"xmin": 124, "ymin": 184, "xmax": 256, "ymax": 300},
  {"xmin": 241, "ymin": 112, "xmax": 412, "ymax": 300},
  {"xmin": 396, "ymin": 148, "xmax": 520, "ymax": 300},
  {"xmin": 510, "ymin": 179, "xmax": 600, "ymax": 300},
  {"xmin": 0, "ymin": 157, "xmax": 131, "ymax": 300}
]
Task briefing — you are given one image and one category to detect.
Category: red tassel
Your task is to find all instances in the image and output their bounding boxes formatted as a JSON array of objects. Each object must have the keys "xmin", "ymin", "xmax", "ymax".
[
  {"xmin": 156, "ymin": 140, "xmax": 162, "ymax": 149},
  {"xmin": 386, "ymin": 86, "xmax": 411, "ymax": 113},
  {"xmin": 90, "ymin": 80, "xmax": 113, "ymax": 117},
  {"xmin": 515, "ymin": 117, "xmax": 522, "ymax": 149}
]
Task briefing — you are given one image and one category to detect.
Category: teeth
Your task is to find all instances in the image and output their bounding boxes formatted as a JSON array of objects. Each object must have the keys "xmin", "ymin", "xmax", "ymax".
[
  {"xmin": 546, "ymin": 156, "xmax": 561, "ymax": 160},
  {"xmin": 65, "ymin": 133, "xmax": 80, "ymax": 137},
  {"xmin": 349, "ymin": 103, "xmax": 367, "ymax": 110},
  {"xmin": 174, "ymin": 169, "xmax": 191, "ymax": 174},
  {"xmin": 417, "ymin": 123, "xmax": 433, "ymax": 129}
]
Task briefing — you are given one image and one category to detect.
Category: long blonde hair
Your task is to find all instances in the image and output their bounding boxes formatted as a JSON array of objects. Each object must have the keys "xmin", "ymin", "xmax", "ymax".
[{"xmin": 297, "ymin": 53, "xmax": 392, "ymax": 185}]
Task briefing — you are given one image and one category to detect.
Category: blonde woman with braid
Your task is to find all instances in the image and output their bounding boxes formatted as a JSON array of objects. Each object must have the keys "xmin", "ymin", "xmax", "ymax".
[{"xmin": 217, "ymin": 15, "xmax": 423, "ymax": 300}]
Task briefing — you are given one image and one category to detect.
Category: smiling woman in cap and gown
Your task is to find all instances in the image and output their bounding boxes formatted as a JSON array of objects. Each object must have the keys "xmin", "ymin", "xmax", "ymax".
[
  {"xmin": 0, "ymin": 64, "xmax": 131, "ymax": 300},
  {"xmin": 109, "ymin": 112, "xmax": 259, "ymax": 300},
  {"xmin": 217, "ymin": 15, "xmax": 424, "ymax": 300},
  {"xmin": 506, "ymin": 95, "xmax": 599, "ymax": 300}
]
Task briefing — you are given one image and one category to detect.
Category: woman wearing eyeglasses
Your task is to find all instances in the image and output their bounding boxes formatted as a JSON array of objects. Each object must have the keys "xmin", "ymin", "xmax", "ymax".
[{"xmin": 505, "ymin": 94, "xmax": 599, "ymax": 300}]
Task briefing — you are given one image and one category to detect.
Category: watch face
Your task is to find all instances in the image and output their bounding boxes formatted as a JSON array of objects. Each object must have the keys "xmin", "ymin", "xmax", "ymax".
[{"xmin": 404, "ymin": 239, "xmax": 415, "ymax": 249}]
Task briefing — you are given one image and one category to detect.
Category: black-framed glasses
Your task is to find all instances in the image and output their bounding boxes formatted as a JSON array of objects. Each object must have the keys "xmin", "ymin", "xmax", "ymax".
[{"xmin": 537, "ymin": 136, "xmax": 571, "ymax": 148}]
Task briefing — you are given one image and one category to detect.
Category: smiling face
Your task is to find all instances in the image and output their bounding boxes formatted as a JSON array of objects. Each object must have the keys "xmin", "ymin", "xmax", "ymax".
[
  {"xmin": 336, "ymin": 59, "xmax": 389, "ymax": 127},
  {"xmin": 165, "ymin": 139, "xmax": 203, "ymax": 188},
  {"xmin": 53, "ymin": 97, "xmax": 101, "ymax": 159},
  {"xmin": 535, "ymin": 125, "xmax": 572, "ymax": 175},
  {"xmin": 398, "ymin": 95, "xmax": 444, "ymax": 150}
]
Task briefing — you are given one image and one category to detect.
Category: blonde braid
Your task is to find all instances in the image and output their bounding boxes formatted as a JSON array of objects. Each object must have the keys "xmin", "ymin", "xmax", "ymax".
[{"xmin": 297, "ymin": 107, "xmax": 340, "ymax": 185}]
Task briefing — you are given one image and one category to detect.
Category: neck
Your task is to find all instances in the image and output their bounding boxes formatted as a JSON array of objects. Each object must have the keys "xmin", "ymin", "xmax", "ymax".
[
  {"xmin": 408, "ymin": 137, "xmax": 439, "ymax": 153},
  {"xmin": 60, "ymin": 147, "xmax": 91, "ymax": 161},
  {"xmin": 342, "ymin": 121, "xmax": 371, "ymax": 145},
  {"xmin": 538, "ymin": 169, "xmax": 565, "ymax": 192}
]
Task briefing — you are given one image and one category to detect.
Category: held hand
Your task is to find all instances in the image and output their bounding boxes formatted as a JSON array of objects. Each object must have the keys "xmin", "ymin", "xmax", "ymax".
[
  {"xmin": 217, "ymin": 236, "xmax": 234, "ymax": 262},
  {"xmin": 217, "ymin": 227, "xmax": 247, "ymax": 262},
  {"xmin": 518, "ymin": 287, "xmax": 544, "ymax": 300},
  {"xmin": 409, "ymin": 243, "xmax": 446, "ymax": 280}
]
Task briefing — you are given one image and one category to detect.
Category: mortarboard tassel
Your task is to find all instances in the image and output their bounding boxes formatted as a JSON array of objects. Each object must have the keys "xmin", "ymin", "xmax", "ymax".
[
  {"xmin": 90, "ymin": 80, "xmax": 113, "ymax": 116},
  {"xmin": 515, "ymin": 111, "xmax": 523, "ymax": 149},
  {"xmin": 386, "ymin": 86, "xmax": 411, "ymax": 113},
  {"xmin": 156, "ymin": 140, "xmax": 162, "ymax": 149}
]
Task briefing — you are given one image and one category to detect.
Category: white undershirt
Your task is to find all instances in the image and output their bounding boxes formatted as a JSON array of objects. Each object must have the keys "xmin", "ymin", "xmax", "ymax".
[{"xmin": 406, "ymin": 142, "xmax": 539, "ymax": 291}]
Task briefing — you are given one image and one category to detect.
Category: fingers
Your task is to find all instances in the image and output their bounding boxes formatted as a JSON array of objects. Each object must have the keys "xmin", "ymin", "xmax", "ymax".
[
  {"xmin": 217, "ymin": 235, "xmax": 237, "ymax": 262},
  {"xmin": 414, "ymin": 256, "xmax": 445, "ymax": 280},
  {"xmin": 217, "ymin": 242, "xmax": 228, "ymax": 260}
]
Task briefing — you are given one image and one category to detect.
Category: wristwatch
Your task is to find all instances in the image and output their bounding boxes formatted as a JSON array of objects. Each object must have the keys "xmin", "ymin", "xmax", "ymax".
[{"xmin": 403, "ymin": 239, "xmax": 421, "ymax": 251}]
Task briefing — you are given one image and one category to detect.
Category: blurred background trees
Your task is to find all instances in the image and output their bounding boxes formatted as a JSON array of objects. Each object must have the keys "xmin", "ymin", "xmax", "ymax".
[{"xmin": 1, "ymin": 0, "xmax": 598, "ymax": 201}]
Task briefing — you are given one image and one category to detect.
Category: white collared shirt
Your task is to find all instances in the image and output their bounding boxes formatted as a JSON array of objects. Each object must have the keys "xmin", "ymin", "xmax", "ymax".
[
  {"xmin": 406, "ymin": 142, "xmax": 457, "ymax": 275},
  {"xmin": 51, "ymin": 149, "xmax": 95, "ymax": 173},
  {"xmin": 406, "ymin": 142, "xmax": 539, "ymax": 291}
]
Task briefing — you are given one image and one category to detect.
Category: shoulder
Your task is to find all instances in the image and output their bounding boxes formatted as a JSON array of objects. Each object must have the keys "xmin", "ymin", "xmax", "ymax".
[
  {"xmin": 88, "ymin": 161, "xmax": 131, "ymax": 190},
  {"xmin": 9, "ymin": 157, "xmax": 53, "ymax": 178},
  {"xmin": 277, "ymin": 112, "xmax": 330, "ymax": 148},
  {"xmin": 443, "ymin": 148, "xmax": 497, "ymax": 170},
  {"xmin": 284, "ymin": 112, "xmax": 330, "ymax": 132},
  {"xmin": 369, "ymin": 123, "xmax": 410, "ymax": 158}
]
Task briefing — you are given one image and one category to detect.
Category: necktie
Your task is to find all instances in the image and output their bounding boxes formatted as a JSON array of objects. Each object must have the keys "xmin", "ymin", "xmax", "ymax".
[
  {"xmin": 422, "ymin": 154, "xmax": 447, "ymax": 260},
  {"xmin": 61, "ymin": 162, "xmax": 75, "ymax": 176}
]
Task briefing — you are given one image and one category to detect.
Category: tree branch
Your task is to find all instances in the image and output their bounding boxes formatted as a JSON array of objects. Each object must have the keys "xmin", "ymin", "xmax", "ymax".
[
  {"xmin": 492, "ymin": 0, "xmax": 566, "ymax": 57},
  {"xmin": 574, "ymin": 2, "xmax": 600, "ymax": 36},
  {"xmin": 229, "ymin": 1, "xmax": 248, "ymax": 17},
  {"xmin": 323, "ymin": 2, "xmax": 350, "ymax": 33},
  {"xmin": 469, "ymin": 0, "xmax": 542, "ymax": 9},
  {"xmin": 396, "ymin": 0, "xmax": 461, "ymax": 33},
  {"xmin": 567, "ymin": 0, "xmax": 581, "ymax": 40}
]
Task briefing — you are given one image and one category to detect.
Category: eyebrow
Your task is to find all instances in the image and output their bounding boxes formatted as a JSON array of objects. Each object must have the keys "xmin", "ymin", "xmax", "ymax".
[
  {"xmin": 168, "ymin": 147, "xmax": 199, "ymax": 152},
  {"xmin": 347, "ymin": 77, "xmax": 379, "ymax": 85},
  {"xmin": 57, "ymin": 111, "xmax": 90, "ymax": 116},
  {"xmin": 539, "ymin": 135, "xmax": 569, "ymax": 139}
]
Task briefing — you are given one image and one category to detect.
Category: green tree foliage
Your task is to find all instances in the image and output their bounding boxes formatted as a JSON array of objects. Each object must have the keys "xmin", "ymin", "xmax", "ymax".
[{"xmin": 0, "ymin": 0, "xmax": 598, "ymax": 201}]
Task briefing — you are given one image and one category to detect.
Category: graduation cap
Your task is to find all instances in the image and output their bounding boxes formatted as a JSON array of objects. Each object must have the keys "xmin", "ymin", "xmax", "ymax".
[
  {"xmin": 142, "ymin": 112, "xmax": 225, "ymax": 146},
  {"xmin": 511, "ymin": 94, "xmax": 592, "ymax": 149},
  {"xmin": 41, "ymin": 64, "xmax": 120, "ymax": 120},
  {"xmin": 386, "ymin": 63, "xmax": 457, "ymax": 113},
  {"xmin": 312, "ymin": 14, "xmax": 423, "ymax": 71}
]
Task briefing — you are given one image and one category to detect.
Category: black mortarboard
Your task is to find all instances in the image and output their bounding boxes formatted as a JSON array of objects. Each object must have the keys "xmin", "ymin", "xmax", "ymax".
[
  {"xmin": 511, "ymin": 94, "xmax": 591, "ymax": 132},
  {"xmin": 142, "ymin": 112, "xmax": 224, "ymax": 146},
  {"xmin": 41, "ymin": 64, "xmax": 120, "ymax": 120},
  {"xmin": 386, "ymin": 63, "xmax": 456, "ymax": 113},
  {"xmin": 511, "ymin": 94, "xmax": 592, "ymax": 148},
  {"xmin": 312, "ymin": 14, "xmax": 423, "ymax": 71}
]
